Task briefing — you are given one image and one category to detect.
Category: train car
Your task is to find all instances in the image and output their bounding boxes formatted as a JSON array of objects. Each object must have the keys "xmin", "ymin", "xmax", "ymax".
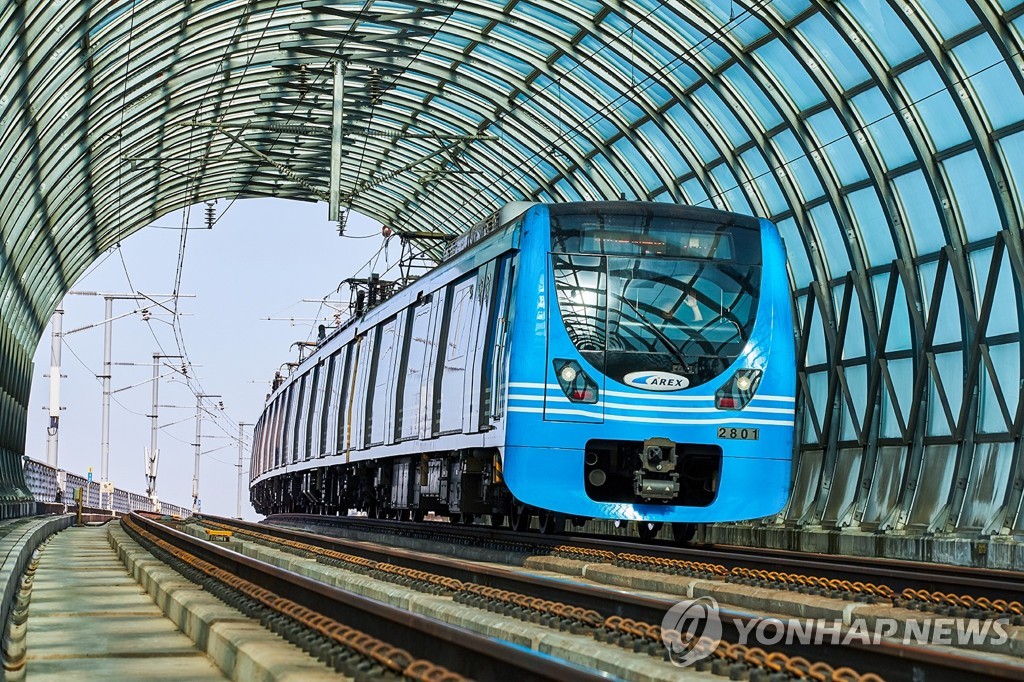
[{"xmin": 249, "ymin": 201, "xmax": 795, "ymax": 541}]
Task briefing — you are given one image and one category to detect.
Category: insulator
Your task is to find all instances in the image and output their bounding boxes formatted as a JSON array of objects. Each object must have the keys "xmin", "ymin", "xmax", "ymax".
[
  {"xmin": 204, "ymin": 201, "xmax": 216, "ymax": 229},
  {"xmin": 337, "ymin": 211, "xmax": 348, "ymax": 236}
]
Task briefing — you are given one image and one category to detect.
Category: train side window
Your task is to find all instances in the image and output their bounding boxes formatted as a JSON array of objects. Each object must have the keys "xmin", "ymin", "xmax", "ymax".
[
  {"xmin": 254, "ymin": 418, "xmax": 265, "ymax": 476},
  {"xmin": 396, "ymin": 299, "xmax": 433, "ymax": 441},
  {"xmin": 367, "ymin": 317, "xmax": 398, "ymax": 447},
  {"xmin": 318, "ymin": 354, "xmax": 337, "ymax": 457},
  {"xmin": 272, "ymin": 393, "xmax": 286, "ymax": 468},
  {"xmin": 436, "ymin": 275, "xmax": 476, "ymax": 434},
  {"xmin": 335, "ymin": 343, "xmax": 355, "ymax": 453},
  {"xmin": 292, "ymin": 373, "xmax": 310, "ymax": 463},
  {"xmin": 304, "ymin": 362, "xmax": 322, "ymax": 460},
  {"xmin": 283, "ymin": 383, "xmax": 299, "ymax": 463}
]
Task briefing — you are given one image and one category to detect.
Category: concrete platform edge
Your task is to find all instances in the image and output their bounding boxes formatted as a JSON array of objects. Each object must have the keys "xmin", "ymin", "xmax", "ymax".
[
  {"xmin": 0, "ymin": 515, "xmax": 73, "ymax": 639},
  {"xmin": 107, "ymin": 522, "xmax": 340, "ymax": 682}
]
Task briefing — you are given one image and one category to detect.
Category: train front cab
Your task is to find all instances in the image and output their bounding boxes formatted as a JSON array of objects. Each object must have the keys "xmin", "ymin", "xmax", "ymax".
[{"xmin": 502, "ymin": 202, "xmax": 796, "ymax": 525}]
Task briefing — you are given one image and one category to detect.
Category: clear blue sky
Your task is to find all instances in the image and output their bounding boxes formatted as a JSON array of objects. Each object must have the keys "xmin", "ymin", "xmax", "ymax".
[{"xmin": 25, "ymin": 198, "xmax": 386, "ymax": 519}]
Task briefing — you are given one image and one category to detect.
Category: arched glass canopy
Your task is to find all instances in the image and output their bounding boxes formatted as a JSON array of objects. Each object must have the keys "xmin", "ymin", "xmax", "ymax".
[{"xmin": 1, "ymin": 0, "xmax": 1023, "ymax": 538}]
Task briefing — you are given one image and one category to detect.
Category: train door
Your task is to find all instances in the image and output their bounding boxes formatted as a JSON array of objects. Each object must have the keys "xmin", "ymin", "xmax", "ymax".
[
  {"xmin": 466, "ymin": 260, "xmax": 495, "ymax": 432},
  {"xmin": 437, "ymin": 274, "xmax": 477, "ymax": 434},
  {"xmin": 482, "ymin": 254, "xmax": 517, "ymax": 428},
  {"xmin": 545, "ymin": 253, "xmax": 606, "ymax": 423},
  {"xmin": 397, "ymin": 296, "xmax": 433, "ymax": 441}
]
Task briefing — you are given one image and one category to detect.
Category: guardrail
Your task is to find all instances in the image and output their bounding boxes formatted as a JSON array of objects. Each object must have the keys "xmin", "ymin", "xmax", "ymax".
[{"xmin": 22, "ymin": 457, "xmax": 191, "ymax": 518}]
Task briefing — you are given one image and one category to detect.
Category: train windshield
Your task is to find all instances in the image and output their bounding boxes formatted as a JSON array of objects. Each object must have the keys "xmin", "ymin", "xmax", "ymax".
[{"xmin": 550, "ymin": 206, "xmax": 761, "ymax": 388}]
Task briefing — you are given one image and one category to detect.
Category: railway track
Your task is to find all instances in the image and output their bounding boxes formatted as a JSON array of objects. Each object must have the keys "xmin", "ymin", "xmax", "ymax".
[
  {"xmin": 267, "ymin": 513, "xmax": 1024, "ymax": 606},
  {"xmin": 188, "ymin": 513, "xmax": 1024, "ymax": 681},
  {"xmin": 122, "ymin": 512, "xmax": 605, "ymax": 681}
]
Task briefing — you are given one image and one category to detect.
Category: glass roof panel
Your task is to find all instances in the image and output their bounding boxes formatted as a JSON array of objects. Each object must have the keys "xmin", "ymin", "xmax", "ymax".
[
  {"xmin": 490, "ymin": 23, "xmax": 557, "ymax": 60},
  {"xmin": 805, "ymin": 109, "xmax": 868, "ymax": 186},
  {"xmin": 998, "ymin": 131, "xmax": 1024, "ymax": 206},
  {"xmin": 892, "ymin": 170, "xmax": 946, "ymax": 255},
  {"xmin": 770, "ymin": 0, "xmax": 813, "ymax": 22},
  {"xmin": 809, "ymin": 203, "xmax": 851, "ymax": 276},
  {"xmin": 472, "ymin": 43, "xmax": 534, "ymax": 78},
  {"xmin": 794, "ymin": 13, "xmax": 871, "ymax": 91},
  {"xmin": 952, "ymin": 34, "xmax": 1024, "ymax": 131},
  {"xmin": 570, "ymin": 57, "xmax": 645, "ymax": 124},
  {"xmin": 843, "ymin": 2, "xmax": 922, "ymax": 68},
  {"xmin": 638, "ymin": 121, "xmax": 684, "ymax": 170},
  {"xmin": 692, "ymin": 84, "xmax": 749, "ymax": 147},
  {"xmin": 899, "ymin": 62, "xmax": 970, "ymax": 152},
  {"xmin": 914, "ymin": 0, "xmax": 979, "ymax": 41},
  {"xmin": 681, "ymin": 176, "xmax": 710, "ymax": 205},
  {"xmin": 511, "ymin": 2, "xmax": 582, "ymax": 41},
  {"xmin": 555, "ymin": 177, "xmax": 583, "ymax": 201},
  {"xmin": 776, "ymin": 216, "xmax": 813, "ymax": 286},
  {"xmin": 850, "ymin": 88, "xmax": 915, "ymax": 170},
  {"xmin": 740, "ymin": 147, "xmax": 788, "ymax": 216},
  {"xmin": 710, "ymin": 163, "xmax": 753, "ymax": 215},
  {"xmin": 631, "ymin": 1, "xmax": 705, "ymax": 49},
  {"xmin": 723, "ymin": 64, "xmax": 784, "ymax": 130},
  {"xmin": 611, "ymin": 136, "xmax": 662, "ymax": 192},
  {"xmin": 943, "ymin": 149, "xmax": 1002, "ymax": 243},
  {"xmin": 773, "ymin": 129, "xmax": 825, "ymax": 202},
  {"xmin": 664, "ymin": 103, "xmax": 719, "ymax": 165},
  {"xmin": 590, "ymin": 153, "xmax": 632, "ymax": 197},
  {"xmin": 630, "ymin": 24, "xmax": 685, "ymax": 69},
  {"xmin": 846, "ymin": 187, "xmax": 896, "ymax": 265},
  {"xmin": 753, "ymin": 39, "xmax": 826, "ymax": 111},
  {"xmin": 450, "ymin": 10, "xmax": 491, "ymax": 30}
]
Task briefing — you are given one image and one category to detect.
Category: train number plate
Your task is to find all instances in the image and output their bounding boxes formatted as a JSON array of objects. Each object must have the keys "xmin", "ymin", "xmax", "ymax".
[{"xmin": 717, "ymin": 427, "xmax": 760, "ymax": 440}]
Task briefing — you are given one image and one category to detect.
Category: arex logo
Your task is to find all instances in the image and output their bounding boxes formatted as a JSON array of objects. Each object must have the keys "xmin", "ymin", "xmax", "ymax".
[{"xmin": 623, "ymin": 371, "xmax": 690, "ymax": 391}]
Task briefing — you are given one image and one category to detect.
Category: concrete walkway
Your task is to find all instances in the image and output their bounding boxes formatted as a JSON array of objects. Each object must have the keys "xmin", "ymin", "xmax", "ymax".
[{"xmin": 25, "ymin": 525, "xmax": 227, "ymax": 681}]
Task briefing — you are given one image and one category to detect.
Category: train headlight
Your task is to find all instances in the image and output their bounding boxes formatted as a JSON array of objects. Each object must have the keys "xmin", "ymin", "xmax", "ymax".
[
  {"xmin": 554, "ymin": 359, "xmax": 599, "ymax": 404},
  {"xmin": 715, "ymin": 369, "xmax": 762, "ymax": 410}
]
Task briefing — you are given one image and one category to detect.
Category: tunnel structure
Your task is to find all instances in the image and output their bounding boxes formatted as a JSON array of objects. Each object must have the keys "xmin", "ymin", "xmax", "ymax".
[{"xmin": 1, "ymin": 1, "xmax": 1023, "ymax": 557}]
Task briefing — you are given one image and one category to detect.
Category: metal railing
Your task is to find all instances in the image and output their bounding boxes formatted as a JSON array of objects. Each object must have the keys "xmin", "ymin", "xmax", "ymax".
[{"xmin": 22, "ymin": 457, "xmax": 191, "ymax": 518}]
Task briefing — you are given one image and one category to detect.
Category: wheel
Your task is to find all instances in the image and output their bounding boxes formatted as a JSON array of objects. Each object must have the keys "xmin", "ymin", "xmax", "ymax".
[
  {"xmin": 510, "ymin": 503, "xmax": 533, "ymax": 532},
  {"xmin": 398, "ymin": 509, "xmax": 411, "ymax": 522},
  {"xmin": 489, "ymin": 513, "xmax": 506, "ymax": 528},
  {"xmin": 538, "ymin": 511, "xmax": 564, "ymax": 535},
  {"xmin": 636, "ymin": 521, "xmax": 662, "ymax": 540},
  {"xmin": 671, "ymin": 522, "xmax": 697, "ymax": 544},
  {"xmin": 459, "ymin": 512, "xmax": 475, "ymax": 525},
  {"xmin": 412, "ymin": 509, "xmax": 425, "ymax": 522}
]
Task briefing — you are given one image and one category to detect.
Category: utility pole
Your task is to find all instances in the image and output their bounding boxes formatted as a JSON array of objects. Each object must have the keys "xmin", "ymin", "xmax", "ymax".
[
  {"xmin": 146, "ymin": 353, "xmax": 183, "ymax": 507},
  {"xmin": 67, "ymin": 290, "xmax": 192, "ymax": 509},
  {"xmin": 45, "ymin": 307, "xmax": 63, "ymax": 467},
  {"xmin": 193, "ymin": 393, "xmax": 221, "ymax": 513},
  {"xmin": 237, "ymin": 423, "xmax": 251, "ymax": 519}
]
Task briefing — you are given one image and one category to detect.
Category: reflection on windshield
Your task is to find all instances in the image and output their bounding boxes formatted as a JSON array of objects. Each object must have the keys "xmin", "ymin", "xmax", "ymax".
[{"xmin": 552, "ymin": 254, "xmax": 760, "ymax": 388}]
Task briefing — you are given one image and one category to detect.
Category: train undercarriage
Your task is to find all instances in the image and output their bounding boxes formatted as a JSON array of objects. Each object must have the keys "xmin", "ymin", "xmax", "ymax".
[{"xmin": 250, "ymin": 449, "xmax": 697, "ymax": 543}]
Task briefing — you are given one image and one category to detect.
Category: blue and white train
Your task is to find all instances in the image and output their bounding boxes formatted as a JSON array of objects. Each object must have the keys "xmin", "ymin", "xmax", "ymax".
[{"xmin": 249, "ymin": 202, "xmax": 795, "ymax": 541}]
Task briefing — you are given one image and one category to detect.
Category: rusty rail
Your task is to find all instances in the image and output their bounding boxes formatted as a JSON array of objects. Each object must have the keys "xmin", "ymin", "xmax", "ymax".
[{"xmin": 123, "ymin": 513, "xmax": 604, "ymax": 681}]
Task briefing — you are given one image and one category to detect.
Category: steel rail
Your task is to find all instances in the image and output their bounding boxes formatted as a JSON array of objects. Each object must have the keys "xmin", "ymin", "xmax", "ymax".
[
  {"xmin": 126, "ymin": 513, "xmax": 606, "ymax": 682},
  {"xmin": 267, "ymin": 513, "xmax": 1024, "ymax": 604},
  {"xmin": 233, "ymin": 514, "xmax": 1024, "ymax": 682}
]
